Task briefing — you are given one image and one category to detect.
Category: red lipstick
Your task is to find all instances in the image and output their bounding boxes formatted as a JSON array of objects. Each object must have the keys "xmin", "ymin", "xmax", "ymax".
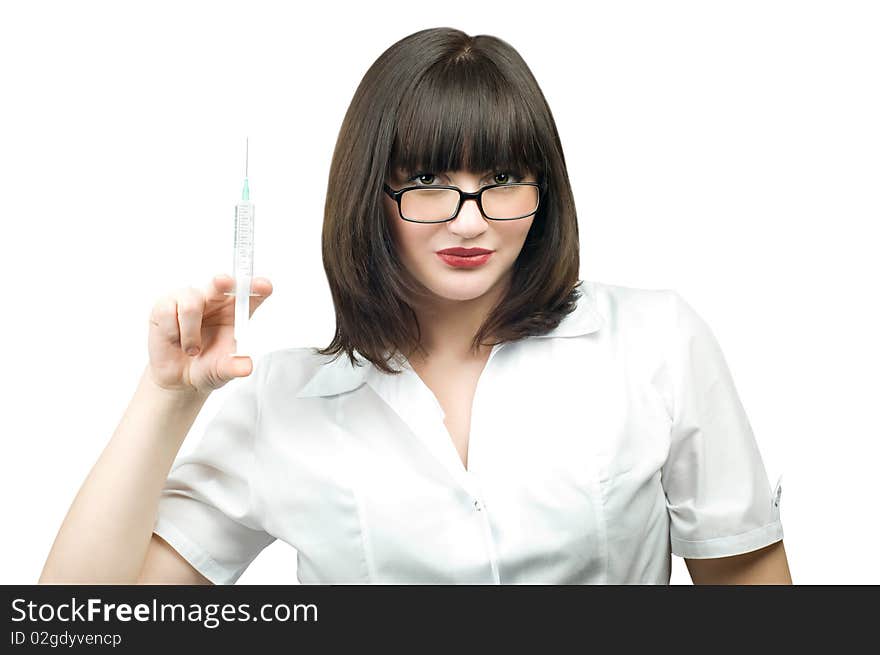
[{"xmin": 436, "ymin": 247, "xmax": 494, "ymax": 268}]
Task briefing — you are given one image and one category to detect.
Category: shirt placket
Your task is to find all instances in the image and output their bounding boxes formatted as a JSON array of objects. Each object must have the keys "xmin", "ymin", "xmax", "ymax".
[
  {"xmin": 468, "ymin": 472, "xmax": 501, "ymax": 584},
  {"xmin": 465, "ymin": 344, "xmax": 505, "ymax": 584},
  {"xmin": 366, "ymin": 343, "xmax": 506, "ymax": 584}
]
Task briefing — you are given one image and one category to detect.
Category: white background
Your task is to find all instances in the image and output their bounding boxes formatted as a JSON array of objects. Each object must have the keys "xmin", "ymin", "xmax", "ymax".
[{"xmin": 2, "ymin": 0, "xmax": 877, "ymax": 584}]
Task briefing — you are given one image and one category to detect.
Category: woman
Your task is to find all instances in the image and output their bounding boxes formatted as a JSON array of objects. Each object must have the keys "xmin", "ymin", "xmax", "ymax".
[{"xmin": 40, "ymin": 27, "xmax": 791, "ymax": 585}]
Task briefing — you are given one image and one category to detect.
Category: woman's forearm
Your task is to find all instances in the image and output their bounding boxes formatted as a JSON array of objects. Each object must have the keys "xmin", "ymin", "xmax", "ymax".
[{"xmin": 39, "ymin": 364, "xmax": 211, "ymax": 584}]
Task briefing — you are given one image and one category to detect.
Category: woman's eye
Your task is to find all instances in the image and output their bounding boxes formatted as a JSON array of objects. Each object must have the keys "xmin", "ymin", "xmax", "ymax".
[
  {"xmin": 492, "ymin": 170, "xmax": 526, "ymax": 185},
  {"xmin": 407, "ymin": 172, "xmax": 438, "ymax": 185},
  {"xmin": 406, "ymin": 170, "xmax": 522, "ymax": 186}
]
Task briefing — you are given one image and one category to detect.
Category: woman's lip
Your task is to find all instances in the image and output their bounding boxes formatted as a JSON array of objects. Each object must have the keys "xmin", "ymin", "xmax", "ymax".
[
  {"xmin": 437, "ymin": 251, "xmax": 493, "ymax": 268},
  {"xmin": 437, "ymin": 249, "xmax": 494, "ymax": 256}
]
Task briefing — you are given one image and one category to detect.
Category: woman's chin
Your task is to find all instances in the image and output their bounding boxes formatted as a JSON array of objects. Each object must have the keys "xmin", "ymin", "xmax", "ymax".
[{"xmin": 420, "ymin": 275, "xmax": 502, "ymax": 303}]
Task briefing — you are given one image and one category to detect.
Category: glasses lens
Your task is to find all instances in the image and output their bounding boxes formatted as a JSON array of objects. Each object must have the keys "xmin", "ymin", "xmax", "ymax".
[
  {"xmin": 399, "ymin": 185, "xmax": 540, "ymax": 222},
  {"xmin": 400, "ymin": 188, "xmax": 459, "ymax": 222},
  {"xmin": 482, "ymin": 184, "xmax": 539, "ymax": 219}
]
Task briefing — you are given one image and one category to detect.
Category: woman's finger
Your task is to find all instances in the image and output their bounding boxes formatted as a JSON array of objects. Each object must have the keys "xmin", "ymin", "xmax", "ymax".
[
  {"xmin": 175, "ymin": 287, "xmax": 206, "ymax": 356},
  {"xmin": 207, "ymin": 274, "xmax": 273, "ymax": 300},
  {"xmin": 148, "ymin": 296, "xmax": 182, "ymax": 356},
  {"xmin": 204, "ymin": 273, "xmax": 236, "ymax": 304}
]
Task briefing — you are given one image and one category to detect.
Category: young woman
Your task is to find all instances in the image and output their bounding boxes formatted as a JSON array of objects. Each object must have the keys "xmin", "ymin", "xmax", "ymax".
[{"xmin": 40, "ymin": 27, "xmax": 791, "ymax": 585}]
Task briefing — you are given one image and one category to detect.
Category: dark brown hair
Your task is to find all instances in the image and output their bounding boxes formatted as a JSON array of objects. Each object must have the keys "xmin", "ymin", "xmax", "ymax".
[{"xmin": 315, "ymin": 26, "xmax": 584, "ymax": 374}]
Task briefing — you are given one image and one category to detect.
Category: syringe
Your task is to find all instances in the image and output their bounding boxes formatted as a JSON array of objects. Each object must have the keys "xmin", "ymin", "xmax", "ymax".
[{"xmin": 231, "ymin": 137, "xmax": 255, "ymax": 356}]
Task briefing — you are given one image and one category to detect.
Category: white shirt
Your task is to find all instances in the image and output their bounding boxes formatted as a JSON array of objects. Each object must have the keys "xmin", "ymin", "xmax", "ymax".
[{"xmin": 153, "ymin": 279, "xmax": 784, "ymax": 584}]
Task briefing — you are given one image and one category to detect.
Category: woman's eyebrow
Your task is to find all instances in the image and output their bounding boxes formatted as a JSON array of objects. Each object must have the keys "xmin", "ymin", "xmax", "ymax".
[{"xmin": 394, "ymin": 167, "xmax": 519, "ymax": 180}]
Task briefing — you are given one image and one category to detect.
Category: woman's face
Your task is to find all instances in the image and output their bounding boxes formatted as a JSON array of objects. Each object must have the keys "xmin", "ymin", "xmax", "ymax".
[{"xmin": 382, "ymin": 168, "xmax": 536, "ymax": 303}]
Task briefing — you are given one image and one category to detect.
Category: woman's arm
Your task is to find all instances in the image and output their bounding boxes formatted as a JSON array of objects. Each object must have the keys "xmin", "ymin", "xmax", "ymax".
[
  {"xmin": 137, "ymin": 534, "xmax": 212, "ymax": 585},
  {"xmin": 684, "ymin": 540, "xmax": 792, "ymax": 584},
  {"xmin": 39, "ymin": 365, "xmax": 211, "ymax": 584}
]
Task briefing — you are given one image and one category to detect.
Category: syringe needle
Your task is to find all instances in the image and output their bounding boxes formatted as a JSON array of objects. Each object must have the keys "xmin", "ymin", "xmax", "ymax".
[{"xmin": 245, "ymin": 137, "xmax": 249, "ymax": 178}]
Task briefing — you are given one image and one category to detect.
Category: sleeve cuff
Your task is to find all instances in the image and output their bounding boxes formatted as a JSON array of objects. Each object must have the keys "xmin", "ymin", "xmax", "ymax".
[
  {"xmin": 152, "ymin": 515, "xmax": 241, "ymax": 585},
  {"xmin": 670, "ymin": 519, "xmax": 784, "ymax": 559}
]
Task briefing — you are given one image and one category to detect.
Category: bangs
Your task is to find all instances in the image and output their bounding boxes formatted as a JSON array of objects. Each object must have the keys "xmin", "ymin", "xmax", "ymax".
[{"xmin": 389, "ymin": 57, "xmax": 546, "ymax": 181}]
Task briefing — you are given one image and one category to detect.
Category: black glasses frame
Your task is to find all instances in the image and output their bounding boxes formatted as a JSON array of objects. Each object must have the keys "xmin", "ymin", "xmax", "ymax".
[{"xmin": 382, "ymin": 181, "xmax": 547, "ymax": 223}]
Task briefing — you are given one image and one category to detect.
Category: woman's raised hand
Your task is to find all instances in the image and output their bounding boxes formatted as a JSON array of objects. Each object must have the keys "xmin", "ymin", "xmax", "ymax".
[{"xmin": 147, "ymin": 274, "xmax": 273, "ymax": 395}]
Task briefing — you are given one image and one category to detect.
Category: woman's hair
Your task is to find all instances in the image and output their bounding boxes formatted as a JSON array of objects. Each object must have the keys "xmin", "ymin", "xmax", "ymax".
[{"xmin": 315, "ymin": 26, "xmax": 584, "ymax": 374}]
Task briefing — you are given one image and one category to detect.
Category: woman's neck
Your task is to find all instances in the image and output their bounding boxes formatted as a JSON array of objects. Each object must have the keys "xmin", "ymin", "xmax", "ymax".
[{"xmin": 407, "ymin": 275, "xmax": 509, "ymax": 364}]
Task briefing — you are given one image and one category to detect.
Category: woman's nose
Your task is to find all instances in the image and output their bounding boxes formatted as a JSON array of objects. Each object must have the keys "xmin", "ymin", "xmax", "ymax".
[{"xmin": 448, "ymin": 198, "xmax": 490, "ymax": 234}]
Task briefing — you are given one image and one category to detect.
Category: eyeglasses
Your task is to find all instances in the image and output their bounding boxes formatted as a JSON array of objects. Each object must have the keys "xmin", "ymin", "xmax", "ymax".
[{"xmin": 382, "ymin": 181, "xmax": 546, "ymax": 223}]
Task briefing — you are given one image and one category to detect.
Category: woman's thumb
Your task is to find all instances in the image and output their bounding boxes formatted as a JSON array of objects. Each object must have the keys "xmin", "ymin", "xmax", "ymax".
[{"xmin": 220, "ymin": 354, "xmax": 253, "ymax": 382}]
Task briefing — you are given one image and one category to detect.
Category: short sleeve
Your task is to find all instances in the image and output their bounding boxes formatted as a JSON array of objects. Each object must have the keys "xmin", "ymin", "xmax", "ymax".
[
  {"xmin": 660, "ymin": 291, "xmax": 784, "ymax": 559},
  {"xmin": 152, "ymin": 353, "xmax": 276, "ymax": 584}
]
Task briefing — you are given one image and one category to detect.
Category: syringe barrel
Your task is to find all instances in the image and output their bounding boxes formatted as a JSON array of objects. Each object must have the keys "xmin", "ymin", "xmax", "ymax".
[
  {"xmin": 233, "ymin": 200, "xmax": 255, "ymax": 280},
  {"xmin": 233, "ymin": 200, "xmax": 255, "ymax": 355},
  {"xmin": 234, "ymin": 275, "xmax": 252, "ymax": 352}
]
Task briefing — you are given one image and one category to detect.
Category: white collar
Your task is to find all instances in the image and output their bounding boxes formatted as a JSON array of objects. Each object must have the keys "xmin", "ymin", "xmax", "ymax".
[{"xmin": 295, "ymin": 283, "xmax": 605, "ymax": 399}]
